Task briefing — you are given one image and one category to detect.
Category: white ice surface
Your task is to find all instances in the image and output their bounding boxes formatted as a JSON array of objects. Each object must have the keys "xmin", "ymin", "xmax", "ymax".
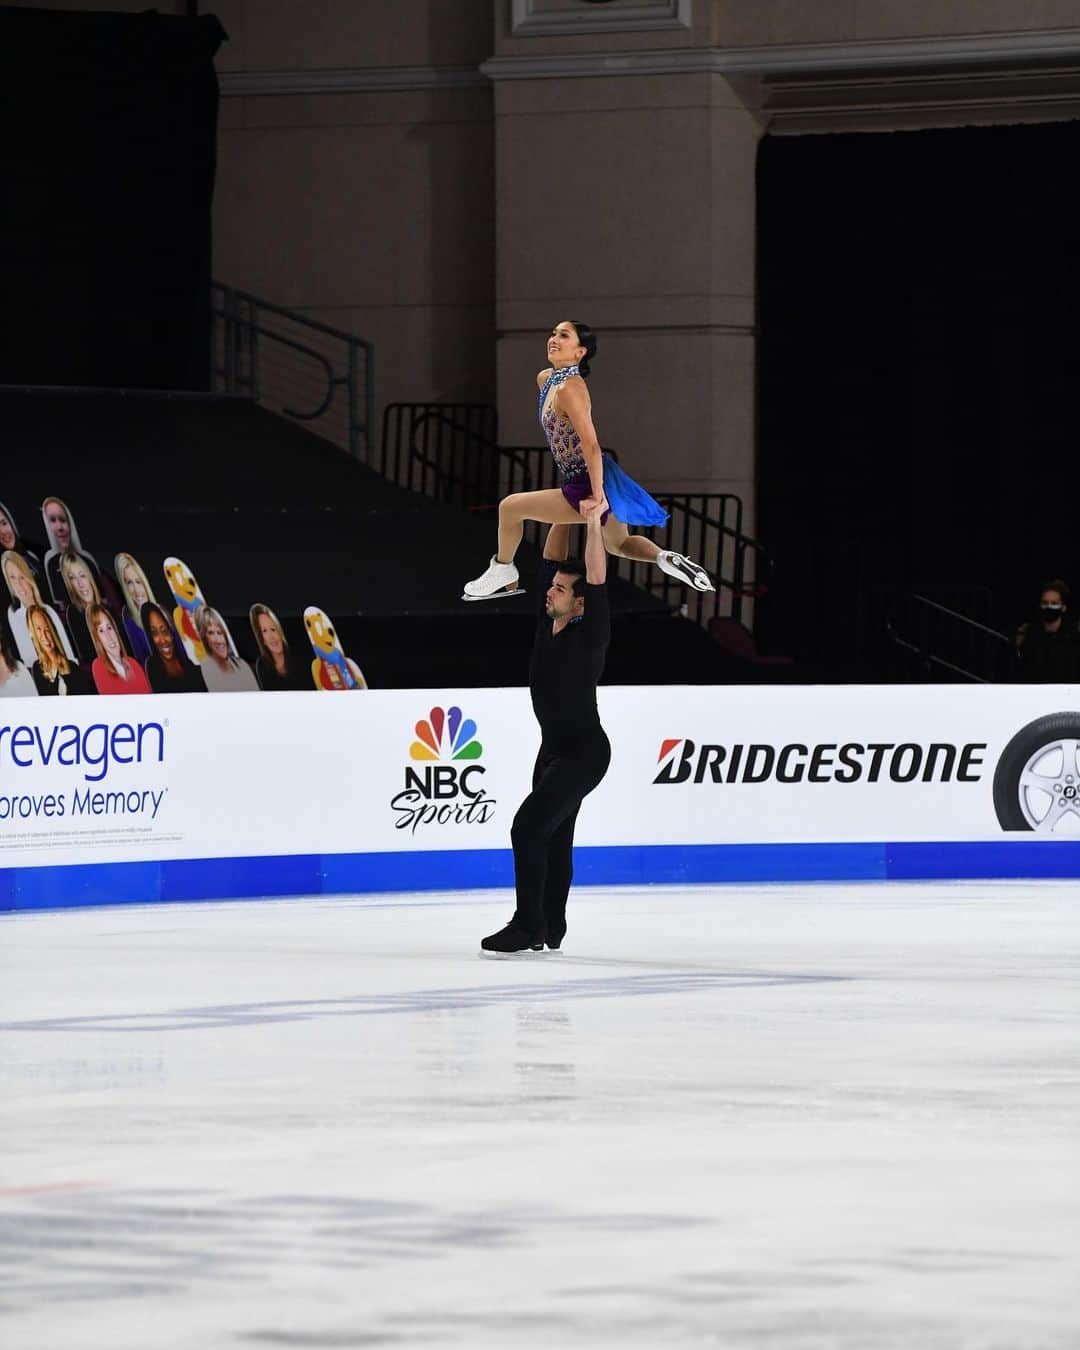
[{"xmin": 2, "ymin": 881, "xmax": 1079, "ymax": 1349}]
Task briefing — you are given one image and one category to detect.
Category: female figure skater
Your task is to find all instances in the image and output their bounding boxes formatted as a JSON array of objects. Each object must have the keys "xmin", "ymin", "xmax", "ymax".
[{"xmin": 463, "ymin": 320, "xmax": 714, "ymax": 600}]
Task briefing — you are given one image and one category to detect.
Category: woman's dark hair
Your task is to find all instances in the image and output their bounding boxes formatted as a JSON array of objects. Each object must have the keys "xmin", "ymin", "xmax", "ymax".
[{"xmin": 569, "ymin": 320, "xmax": 597, "ymax": 379}]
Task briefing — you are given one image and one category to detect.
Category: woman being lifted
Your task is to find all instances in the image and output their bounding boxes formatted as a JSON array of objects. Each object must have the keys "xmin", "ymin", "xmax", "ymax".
[{"xmin": 463, "ymin": 319, "xmax": 713, "ymax": 601}]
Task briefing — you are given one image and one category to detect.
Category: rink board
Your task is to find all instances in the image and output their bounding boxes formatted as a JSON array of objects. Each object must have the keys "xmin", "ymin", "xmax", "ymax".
[{"xmin": 2, "ymin": 684, "xmax": 1080, "ymax": 909}]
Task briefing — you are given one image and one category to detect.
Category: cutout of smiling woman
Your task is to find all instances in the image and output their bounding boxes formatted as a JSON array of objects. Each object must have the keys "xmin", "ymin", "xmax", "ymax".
[
  {"xmin": 196, "ymin": 605, "xmax": 258, "ymax": 693},
  {"xmin": 87, "ymin": 603, "xmax": 152, "ymax": 695},
  {"xmin": 0, "ymin": 499, "xmax": 46, "ymax": 587},
  {"xmin": 114, "ymin": 552, "xmax": 158, "ymax": 664},
  {"xmin": 41, "ymin": 495, "xmax": 106, "ymax": 609},
  {"xmin": 140, "ymin": 601, "xmax": 206, "ymax": 694},
  {"xmin": 3, "ymin": 548, "xmax": 77, "ymax": 670},
  {"xmin": 26, "ymin": 604, "xmax": 95, "ymax": 696},
  {"xmin": 249, "ymin": 603, "xmax": 310, "ymax": 691},
  {"xmin": 0, "ymin": 610, "xmax": 37, "ymax": 699}
]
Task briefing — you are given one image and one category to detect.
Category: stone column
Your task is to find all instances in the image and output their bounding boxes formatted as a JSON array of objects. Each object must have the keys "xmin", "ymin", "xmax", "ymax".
[{"xmin": 484, "ymin": 0, "xmax": 762, "ymax": 530}]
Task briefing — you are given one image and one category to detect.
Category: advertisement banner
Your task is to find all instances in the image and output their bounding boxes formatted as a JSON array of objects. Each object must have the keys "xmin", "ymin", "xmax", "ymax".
[{"xmin": 2, "ymin": 684, "xmax": 1080, "ymax": 908}]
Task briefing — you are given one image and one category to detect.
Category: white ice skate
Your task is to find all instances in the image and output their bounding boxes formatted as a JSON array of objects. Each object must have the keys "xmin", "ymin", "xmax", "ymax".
[
  {"xmin": 657, "ymin": 551, "xmax": 715, "ymax": 593},
  {"xmin": 462, "ymin": 555, "xmax": 525, "ymax": 602}
]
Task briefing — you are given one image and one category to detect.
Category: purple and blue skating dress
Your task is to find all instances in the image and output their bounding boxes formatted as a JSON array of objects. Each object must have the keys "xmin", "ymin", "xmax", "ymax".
[{"xmin": 539, "ymin": 365, "xmax": 668, "ymax": 527}]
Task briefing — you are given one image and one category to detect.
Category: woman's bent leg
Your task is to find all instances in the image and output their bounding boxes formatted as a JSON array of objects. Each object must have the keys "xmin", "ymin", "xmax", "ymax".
[
  {"xmin": 602, "ymin": 518, "xmax": 661, "ymax": 563},
  {"xmin": 497, "ymin": 489, "xmax": 582, "ymax": 564},
  {"xmin": 465, "ymin": 490, "xmax": 584, "ymax": 601},
  {"xmin": 601, "ymin": 516, "xmax": 715, "ymax": 592}
]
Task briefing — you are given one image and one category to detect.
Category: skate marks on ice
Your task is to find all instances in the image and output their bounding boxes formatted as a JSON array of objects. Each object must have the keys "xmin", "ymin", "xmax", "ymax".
[
  {"xmin": 0, "ymin": 1186, "xmax": 708, "ymax": 1314},
  {"xmin": 7, "ymin": 1185, "xmax": 1062, "ymax": 1350},
  {"xmin": 0, "ymin": 969, "xmax": 851, "ymax": 1035}
]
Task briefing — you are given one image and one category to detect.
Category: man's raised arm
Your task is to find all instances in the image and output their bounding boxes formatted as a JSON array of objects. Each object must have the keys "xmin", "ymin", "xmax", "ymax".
[{"xmin": 584, "ymin": 503, "xmax": 607, "ymax": 586}]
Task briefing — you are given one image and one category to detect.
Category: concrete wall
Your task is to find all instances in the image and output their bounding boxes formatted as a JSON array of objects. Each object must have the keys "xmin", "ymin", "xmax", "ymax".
[
  {"xmin": 212, "ymin": 2, "xmax": 496, "ymax": 418},
  {"xmin": 11, "ymin": 0, "xmax": 1080, "ymax": 517},
  {"xmin": 491, "ymin": 70, "xmax": 758, "ymax": 499},
  {"xmin": 714, "ymin": 1, "xmax": 1080, "ymax": 45}
]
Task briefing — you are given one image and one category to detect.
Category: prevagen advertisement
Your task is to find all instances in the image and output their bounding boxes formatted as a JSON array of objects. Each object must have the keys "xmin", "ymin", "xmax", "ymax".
[
  {"xmin": 0, "ymin": 690, "xmax": 535, "ymax": 873},
  {"xmin": 2, "ymin": 684, "xmax": 1080, "ymax": 907}
]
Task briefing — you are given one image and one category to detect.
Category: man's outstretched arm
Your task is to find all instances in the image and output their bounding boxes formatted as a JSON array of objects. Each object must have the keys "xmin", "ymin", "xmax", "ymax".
[{"xmin": 584, "ymin": 503, "xmax": 607, "ymax": 586}]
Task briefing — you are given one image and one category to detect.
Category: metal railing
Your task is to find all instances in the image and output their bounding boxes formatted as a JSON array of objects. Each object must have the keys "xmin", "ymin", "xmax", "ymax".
[
  {"xmin": 380, "ymin": 403, "xmax": 499, "ymax": 506},
  {"xmin": 884, "ymin": 590, "xmax": 1014, "ymax": 682},
  {"xmin": 380, "ymin": 401, "xmax": 772, "ymax": 629},
  {"xmin": 211, "ymin": 283, "xmax": 374, "ymax": 460}
]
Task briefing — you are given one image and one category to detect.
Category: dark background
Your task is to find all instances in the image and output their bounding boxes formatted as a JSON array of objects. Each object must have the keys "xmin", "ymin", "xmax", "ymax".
[
  {"xmin": 0, "ymin": 6, "xmax": 224, "ymax": 390},
  {"xmin": 756, "ymin": 122, "xmax": 1080, "ymax": 679}
]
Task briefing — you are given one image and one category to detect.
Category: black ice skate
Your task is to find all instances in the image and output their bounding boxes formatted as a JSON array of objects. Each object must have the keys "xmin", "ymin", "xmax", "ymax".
[{"xmin": 479, "ymin": 923, "xmax": 545, "ymax": 956}]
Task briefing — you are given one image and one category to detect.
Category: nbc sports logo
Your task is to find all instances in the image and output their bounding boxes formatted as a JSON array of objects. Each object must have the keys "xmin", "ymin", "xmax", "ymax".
[
  {"xmin": 409, "ymin": 706, "xmax": 482, "ymax": 762},
  {"xmin": 391, "ymin": 706, "xmax": 495, "ymax": 832}
]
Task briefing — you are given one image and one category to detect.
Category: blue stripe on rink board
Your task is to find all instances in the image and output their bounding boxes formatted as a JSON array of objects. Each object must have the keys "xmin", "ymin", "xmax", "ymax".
[
  {"xmin": 3, "ymin": 840, "xmax": 1080, "ymax": 912},
  {"xmin": 885, "ymin": 839, "xmax": 1080, "ymax": 879}
]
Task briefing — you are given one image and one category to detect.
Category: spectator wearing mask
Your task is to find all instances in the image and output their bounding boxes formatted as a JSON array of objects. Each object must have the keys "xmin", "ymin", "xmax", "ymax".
[{"xmin": 1014, "ymin": 579, "xmax": 1080, "ymax": 682}]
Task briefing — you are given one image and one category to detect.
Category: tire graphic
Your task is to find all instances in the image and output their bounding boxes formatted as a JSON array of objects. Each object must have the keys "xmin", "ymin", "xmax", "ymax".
[{"xmin": 993, "ymin": 712, "xmax": 1080, "ymax": 832}]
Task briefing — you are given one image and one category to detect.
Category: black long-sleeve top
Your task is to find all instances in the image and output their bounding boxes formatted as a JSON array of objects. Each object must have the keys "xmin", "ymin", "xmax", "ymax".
[{"xmin": 529, "ymin": 560, "xmax": 611, "ymax": 748}]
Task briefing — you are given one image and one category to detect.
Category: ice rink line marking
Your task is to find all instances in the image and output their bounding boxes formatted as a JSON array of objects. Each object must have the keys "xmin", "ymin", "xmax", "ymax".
[{"xmin": 0, "ymin": 970, "xmax": 850, "ymax": 1033}]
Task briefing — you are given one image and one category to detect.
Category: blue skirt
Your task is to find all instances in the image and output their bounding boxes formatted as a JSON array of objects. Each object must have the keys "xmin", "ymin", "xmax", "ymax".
[{"xmin": 602, "ymin": 453, "xmax": 668, "ymax": 527}]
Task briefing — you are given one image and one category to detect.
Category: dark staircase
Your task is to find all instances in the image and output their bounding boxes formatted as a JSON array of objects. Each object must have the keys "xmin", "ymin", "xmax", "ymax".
[{"xmin": 0, "ymin": 387, "xmax": 736, "ymax": 689}]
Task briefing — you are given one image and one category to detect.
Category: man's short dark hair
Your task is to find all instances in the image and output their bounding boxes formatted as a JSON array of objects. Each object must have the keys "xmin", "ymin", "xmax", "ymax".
[{"xmin": 556, "ymin": 559, "xmax": 587, "ymax": 598}]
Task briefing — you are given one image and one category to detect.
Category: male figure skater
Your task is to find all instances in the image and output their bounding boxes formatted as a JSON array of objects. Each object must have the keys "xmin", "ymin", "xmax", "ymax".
[{"xmin": 481, "ymin": 501, "xmax": 611, "ymax": 954}]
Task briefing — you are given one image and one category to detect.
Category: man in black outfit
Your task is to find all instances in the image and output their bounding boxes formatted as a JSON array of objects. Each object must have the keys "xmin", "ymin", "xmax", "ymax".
[{"xmin": 481, "ymin": 503, "xmax": 611, "ymax": 955}]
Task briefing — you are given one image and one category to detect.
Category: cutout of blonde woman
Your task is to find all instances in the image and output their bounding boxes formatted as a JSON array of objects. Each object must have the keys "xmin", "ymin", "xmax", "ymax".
[
  {"xmin": 3, "ymin": 549, "xmax": 77, "ymax": 670},
  {"xmin": 196, "ymin": 606, "xmax": 258, "ymax": 692},
  {"xmin": 27, "ymin": 605, "xmax": 94, "ymax": 696},
  {"xmin": 0, "ymin": 613, "xmax": 37, "ymax": 699},
  {"xmin": 40, "ymin": 495, "xmax": 108, "ymax": 609},
  {"xmin": 0, "ymin": 500, "xmax": 46, "ymax": 586},
  {"xmin": 141, "ymin": 602, "xmax": 206, "ymax": 694},
  {"xmin": 463, "ymin": 320, "xmax": 714, "ymax": 600},
  {"xmin": 88, "ymin": 602, "xmax": 152, "ymax": 695},
  {"xmin": 114, "ymin": 552, "xmax": 157, "ymax": 664},
  {"xmin": 61, "ymin": 551, "xmax": 110, "ymax": 666},
  {"xmin": 304, "ymin": 607, "xmax": 367, "ymax": 690},
  {"xmin": 249, "ymin": 604, "xmax": 309, "ymax": 691}
]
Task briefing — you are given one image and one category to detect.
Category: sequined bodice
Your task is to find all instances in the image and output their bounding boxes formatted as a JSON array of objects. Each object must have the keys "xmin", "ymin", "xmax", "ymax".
[{"xmin": 539, "ymin": 365, "xmax": 587, "ymax": 481}]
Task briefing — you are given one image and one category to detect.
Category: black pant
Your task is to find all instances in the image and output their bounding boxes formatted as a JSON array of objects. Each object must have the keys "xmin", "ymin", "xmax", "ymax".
[{"xmin": 510, "ymin": 733, "xmax": 611, "ymax": 939}]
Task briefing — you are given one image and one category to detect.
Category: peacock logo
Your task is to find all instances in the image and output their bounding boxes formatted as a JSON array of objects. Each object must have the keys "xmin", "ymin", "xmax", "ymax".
[
  {"xmin": 391, "ymin": 706, "xmax": 495, "ymax": 833},
  {"xmin": 409, "ymin": 706, "xmax": 483, "ymax": 763}
]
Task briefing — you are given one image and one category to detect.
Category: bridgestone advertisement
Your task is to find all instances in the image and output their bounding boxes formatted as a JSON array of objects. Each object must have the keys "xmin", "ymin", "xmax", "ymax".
[{"xmin": 2, "ymin": 686, "xmax": 1080, "ymax": 877}]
